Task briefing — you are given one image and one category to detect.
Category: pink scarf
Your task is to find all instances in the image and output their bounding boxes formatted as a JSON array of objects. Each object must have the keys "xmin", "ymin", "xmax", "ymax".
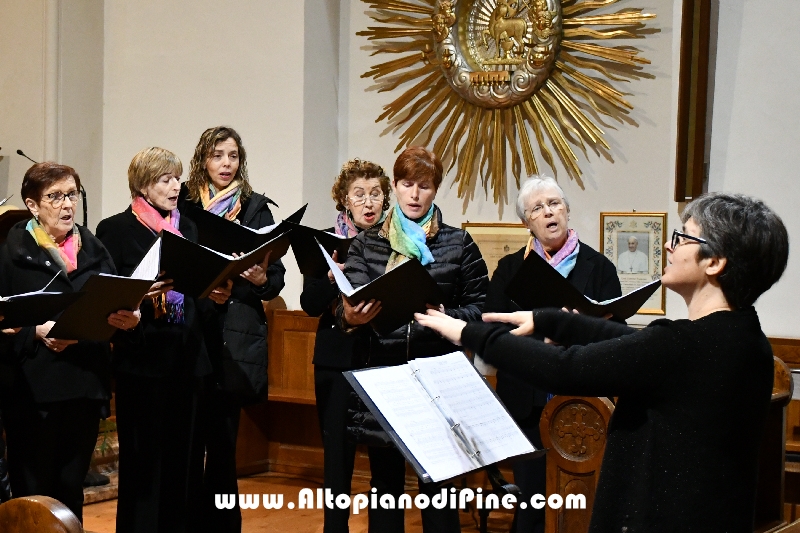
[{"xmin": 131, "ymin": 197, "xmax": 183, "ymax": 237}]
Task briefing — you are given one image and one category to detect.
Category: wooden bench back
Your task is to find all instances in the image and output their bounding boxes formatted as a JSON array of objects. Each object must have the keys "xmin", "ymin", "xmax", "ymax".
[{"xmin": 0, "ymin": 496, "xmax": 82, "ymax": 533}]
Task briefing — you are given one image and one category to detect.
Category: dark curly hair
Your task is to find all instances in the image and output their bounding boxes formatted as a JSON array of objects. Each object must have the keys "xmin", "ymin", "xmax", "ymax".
[
  {"xmin": 186, "ymin": 126, "xmax": 253, "ymax": 202},
  {"xmin": 681, "ymin": 192, "xmax": 789, "ymax": 309},
  {"xmin": 331, "ymin": 159, "xmax": 391, "ymax": 212}
]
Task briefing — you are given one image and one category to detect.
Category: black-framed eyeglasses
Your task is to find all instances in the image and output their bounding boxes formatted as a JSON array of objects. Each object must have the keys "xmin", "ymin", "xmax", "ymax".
[
  {"xmin": 671, "ymin": 229, "xmax": 707, "ymax": 250},
  {"xmin": 42, "ymin": 190, "xmax": 81, "ymax": 207}
]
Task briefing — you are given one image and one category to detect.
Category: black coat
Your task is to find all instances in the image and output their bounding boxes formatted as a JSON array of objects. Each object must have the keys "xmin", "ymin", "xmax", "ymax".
[
  {"xmin": 0, "ymin": 221, "xmax": 125, "ymax": 404},
  {"xmin": 485, "ymin": 243, "xmax": 621, "ymax": 417},
  {"xmin": 96, "ymin": 207, "xmax": 210, "ymax": 379},
  {"xmin": 300, "ymin": 228, "xmax": 368, "ymax": 370},
  {"xmin": 339, "ymin": 207, "xmax": 489, "ymax": 366},
  {"xmin": 179, "ymin": 188, "xmax": 286, "ymax": 402},
  {"xmin": 462, "ymin": 308, "xmax": 773, "ymax": 533}
]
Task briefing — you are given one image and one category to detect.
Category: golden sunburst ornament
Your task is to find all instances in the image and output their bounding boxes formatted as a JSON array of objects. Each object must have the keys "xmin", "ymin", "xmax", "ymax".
[{"xmin": 358, "ymin": 0, "xmax": 656, "ymax": 210}]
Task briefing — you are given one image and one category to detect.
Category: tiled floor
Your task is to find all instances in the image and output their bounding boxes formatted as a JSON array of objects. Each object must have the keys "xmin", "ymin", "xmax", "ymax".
[{"xmin": 82, "ymin": 472, "xmax": 512, "ymax": 533}]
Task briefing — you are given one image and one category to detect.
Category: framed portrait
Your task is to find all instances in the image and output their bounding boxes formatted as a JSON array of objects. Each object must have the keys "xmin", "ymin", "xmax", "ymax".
[
  {"xmin": 462, "ymin": 223, "xmax": 530, "ymax": 279},
  {"xmin": 600, "ymin": 212, "xmax": 667, "ymax": 315}
]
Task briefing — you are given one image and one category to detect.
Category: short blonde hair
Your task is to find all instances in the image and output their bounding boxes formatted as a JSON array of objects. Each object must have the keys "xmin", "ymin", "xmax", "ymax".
[{"xmin": 128, "ymin": 147, "xmax": 183, "ymax": 199}]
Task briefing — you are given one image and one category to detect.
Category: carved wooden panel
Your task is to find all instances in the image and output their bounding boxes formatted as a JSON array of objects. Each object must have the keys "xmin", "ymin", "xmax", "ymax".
[{"xmin": 540, "ymin": 396, "xmax": 614, "ymax": 533}]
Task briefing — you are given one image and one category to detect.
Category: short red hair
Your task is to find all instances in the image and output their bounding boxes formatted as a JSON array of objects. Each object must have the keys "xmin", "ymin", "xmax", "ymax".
[{"xmin": 393, "ymin": 147, "xmax": 443, "ymax": 189}]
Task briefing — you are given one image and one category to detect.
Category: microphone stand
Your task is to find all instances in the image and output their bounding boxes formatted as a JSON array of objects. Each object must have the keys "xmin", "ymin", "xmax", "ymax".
[{"xmin": 16, "ymin": 150, "xmax": 88, "ymax": 227}]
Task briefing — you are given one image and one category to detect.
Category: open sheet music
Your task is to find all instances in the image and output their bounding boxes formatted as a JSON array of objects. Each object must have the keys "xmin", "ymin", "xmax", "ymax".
[
  {"xmin": 507, "ymin": 249, "xmax": 661, "ymax": 319},
  {"xmin": 131, "ymin": 229, "xmax": 290, "ymax": 298},
  {"xmin": 0, "ymin": 273, "xmax": 84, "ymax": 328},
  {"xmin": 345, "ymin": 352, "xmax": 536, "ymax": 483},
  {"xmin": 190, "ymin": 203, "xmax": 306, "ymax": 256},
  {"xmin": 318, "ymin": 240, "xmax": 444, "ymax": 334}
]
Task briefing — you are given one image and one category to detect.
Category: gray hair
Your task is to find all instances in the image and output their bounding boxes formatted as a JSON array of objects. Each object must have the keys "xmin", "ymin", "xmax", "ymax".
[
  {"xmin": 681, "ymin": 192, "xmax": 789, "ymax": 309},
  {"xmin": 515, "ymin": 175, "xmax": 570, "ymax": 222},
  {"xmin": 628, "ymin": 235, "xmax": 638, "ymax": 244}
]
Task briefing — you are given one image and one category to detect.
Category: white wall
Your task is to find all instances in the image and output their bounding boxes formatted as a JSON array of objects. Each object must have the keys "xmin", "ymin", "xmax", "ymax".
[
  {"xmin": 707, "ymin": 1, "xmax": 800, "ymax": 337},
  {"xmin": 0, "ymin": 0, "xmax": 49, "ymax": 199},
  {"xmin": 102, "ymin": 0, "xmax": 308, "ymax": 303}
]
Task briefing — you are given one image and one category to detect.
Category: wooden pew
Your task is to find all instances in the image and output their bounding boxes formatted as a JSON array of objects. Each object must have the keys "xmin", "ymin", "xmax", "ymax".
[
  {"xmin": 540, "ymin": 356, "xmax": 794, "ymax": 533},
  {"xmin": 0, "ymin": 496, "xmax": 82, "ymax": 533}
]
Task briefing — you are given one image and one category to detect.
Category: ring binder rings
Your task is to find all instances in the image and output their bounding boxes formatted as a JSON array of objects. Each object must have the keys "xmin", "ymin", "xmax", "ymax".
[{"xmin": 345, "ymin": 352, "xmax": 539, "ymax": 483}]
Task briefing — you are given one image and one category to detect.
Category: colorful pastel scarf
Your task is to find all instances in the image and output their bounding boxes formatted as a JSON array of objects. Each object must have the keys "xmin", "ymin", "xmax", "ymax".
[
  {"xmin": 386, "ymin": 203, "xmax": 435, "ymax": 272},
  {"xmin": 524, "ymin": 228, "xmax": 580, "ymax": 278},
  {"xmin": 335, "ymin": 210, "xmax": 360, "ymax": 238},
  {"xmin": 200, "ymin": 180, "xmax": 242, "ymax": 221},
  {"xmin": 26, "ymin": 218, "xmax": 81, "ymax": 274},
  {"xmin": 131, "ymin": 196, "xmax": 185, "ymax": 324}
]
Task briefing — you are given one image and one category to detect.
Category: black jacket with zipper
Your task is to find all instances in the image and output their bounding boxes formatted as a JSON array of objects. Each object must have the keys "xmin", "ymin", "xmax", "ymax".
[
  {"xmin": 179, "ymin": 187, "xmax": 286, "ymax": 403},
  {"xmin": 337, "ymin": 206, "xmax": 489, "ymax": 366},
  {"xmin": 0, "ymin": 221, "xmax": 138, "ymax": 404}
]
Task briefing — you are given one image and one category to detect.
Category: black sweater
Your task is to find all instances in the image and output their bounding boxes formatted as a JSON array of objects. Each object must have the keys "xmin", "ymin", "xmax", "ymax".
[{"xmin": 462, "ymin": 308, "xmax": 773, "ymax": 533}]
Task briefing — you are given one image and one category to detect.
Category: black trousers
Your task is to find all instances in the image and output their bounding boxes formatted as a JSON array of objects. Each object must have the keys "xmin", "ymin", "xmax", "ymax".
[
  {"xmin": 510, "ymin": 407, "xmax": 546, "ymax": 533},
  {"xmin": 115, "ymin": 372, "xmax": 198, "ymax": 533},
  {"xmin": 3, "ymin": 397, "xmax": 100, "ymax": 522},
  {"xmin": 315, "ymin": 365, "xmax": 359, "ymax": 533},
  {"xmin": 188, "ymin": 385, "xmax": 243, "ymax": 533},
  {"xmin": 368, "ymin": 445, "xmax": 461, "ymax": 533}
]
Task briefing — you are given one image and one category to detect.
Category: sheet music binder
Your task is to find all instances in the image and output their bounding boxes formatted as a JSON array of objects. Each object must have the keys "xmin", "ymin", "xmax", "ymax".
[
  {"xmin": 0, "ymin": 290, "xmax": 84, "ymax": 329},
  {"xmin": 287, "ymin": 222, "xmax": 353, "ymax": 278},
  {"xmin": 47, "ymin": 274, "xmax": 154, "ymax": 342},
  {"xmin": 317, "ymin": 240, "xmax": 444, "ymax": 334},
  {"xmin": 131, "ymin": 229, "xmax": 291, "ymax": 299},
  {"xmin": 344, "ymin": 352, "xmax": 539, "ymax": 483},
  {"xmin": 507, "ymin": 250, "xmax": 661, "ymax": 319},
  {"xmin": 189, "ymin": 203, "xmax": 306, "ymax": 256}
]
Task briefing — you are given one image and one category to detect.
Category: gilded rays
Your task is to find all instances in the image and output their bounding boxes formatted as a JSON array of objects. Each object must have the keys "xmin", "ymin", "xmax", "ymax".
[{"xmin": 358, "ymin": 0, "xmax": 656, "ymax": 209}]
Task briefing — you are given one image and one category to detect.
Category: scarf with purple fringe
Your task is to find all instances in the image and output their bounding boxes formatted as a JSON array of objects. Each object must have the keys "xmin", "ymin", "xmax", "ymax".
[
  {"xmin": 524, "ymin": 228, "xmax": 580, "ymax": 278},
  {"xmin": 131, "ymin": 197, "xmax": 185, "ymax": 324}
]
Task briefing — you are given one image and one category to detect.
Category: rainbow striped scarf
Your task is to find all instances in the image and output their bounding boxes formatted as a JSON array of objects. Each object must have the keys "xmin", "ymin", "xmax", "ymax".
[{"xmin": 201, "ymin": 181, "xmax": 242, "ymax": 221}]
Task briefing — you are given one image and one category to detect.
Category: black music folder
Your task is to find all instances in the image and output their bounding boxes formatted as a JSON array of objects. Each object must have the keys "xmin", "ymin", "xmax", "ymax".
[
  {"xmin": 190, "ymin": 203, "xmax": 306, "ymax": 256},
  {"xmin": 287, "ymin": 222, "xmax": 354, "ymax": 278},
  {"xmin": 344, "ymin": 352, "xmax": 537, "ymax": 483},
  {"xmin": 132, "ymin": 230, "xmax": 291, "ymax": 299},
  {"xmin": 506, "ymin": 250, "xmax": 661, "ymax": 320},
  {"xmin": 47, "ymin": 274, "xmax": 154, "ymax": 342},
  {"xmin": 0, "ymin": 286, "xmax": 84, "ymax": 329},
  {"xmin": 319, "ymin": 241, "xmax": 444, "ymax": 335}
]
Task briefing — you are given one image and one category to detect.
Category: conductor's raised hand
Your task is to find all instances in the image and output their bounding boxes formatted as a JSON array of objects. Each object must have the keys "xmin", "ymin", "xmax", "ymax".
[
  {"xmin": 35, "ymin": 321, "xmax": 78, "ymax": 352},
  {"xmin": 482, "ymin": 311, "xmax": 534, "ymax": 336},
  {"xmin": 414, "ymin": 309, "xmax": 466, "ymax": 346},
  {"xmin": 327, "ymin": 250, "xmax": 345, "ymax": 284},
  {"xmin": 342, "ymin": 298, "xmax": 382, "ymax": 326},
  {"xmin": 239, "ymin": 250, "xmax": 272, "ymax": 286},
  {"xmin": 145, "ymin": 272, "xmax": 173, "ymax": 300},
  {"xmin": 208, "ymin": 279, "xmax": 233, "ymax": 305}
]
